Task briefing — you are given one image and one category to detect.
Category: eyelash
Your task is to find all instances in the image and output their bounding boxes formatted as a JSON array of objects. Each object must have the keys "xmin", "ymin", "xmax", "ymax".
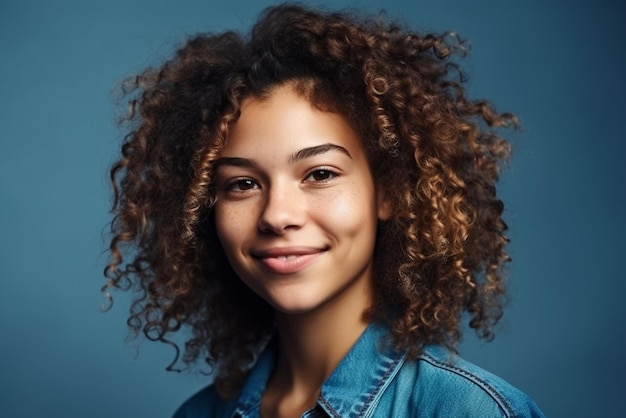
[
  {"xmin": 225, "ymin": 177, "xmax": 259, "ymax": 192},
  {"xmin": 304, "ymin": 167, "xmax": 340, "ymax": 183},
  {"xmin": 223, "ymin": 167, "xmax": 340, "ymax": 193}
]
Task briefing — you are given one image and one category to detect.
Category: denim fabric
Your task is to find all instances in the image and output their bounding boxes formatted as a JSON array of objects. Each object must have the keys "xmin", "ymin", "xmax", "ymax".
[{"xmin": 174, "ymin": 323, "xmax": 544, "ymax": 417}]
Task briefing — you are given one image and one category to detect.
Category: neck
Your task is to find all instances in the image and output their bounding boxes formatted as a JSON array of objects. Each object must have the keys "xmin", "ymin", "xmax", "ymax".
[
  {"xmin": 275, "ymin": 309, "xmax": 368, "ymax": 387},
  {"xmin": 260, "ymin": 269, "xmax": 374, "ymax": 418},
  {"xmin": 272, "ymin": 277, "xmax": 373, "ymax": 392}
]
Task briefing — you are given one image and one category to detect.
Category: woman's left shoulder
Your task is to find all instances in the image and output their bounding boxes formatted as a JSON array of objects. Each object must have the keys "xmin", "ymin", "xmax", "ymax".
[{"xmin": 395, "ymin": 345, "xmax": 545, "ymax": 417}]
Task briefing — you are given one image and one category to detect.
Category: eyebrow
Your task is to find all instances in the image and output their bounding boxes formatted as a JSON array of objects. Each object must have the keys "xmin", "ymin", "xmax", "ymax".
[
  {"xmin": 288, "ymin": 143, "xmax": 352, "ymax": 163},
  {"xmin": 214, "ymin": 157, "xmax": 257, "ymax": 169},
  {"xmin": 215, "ymin": 143, "xmax": 353, "ymax": 168}
]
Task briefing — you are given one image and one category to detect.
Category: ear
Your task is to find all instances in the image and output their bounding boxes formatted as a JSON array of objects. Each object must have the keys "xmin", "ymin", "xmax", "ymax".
[{"xmin": 376, "ymin": 187, "xmax": 393, "ymax": 221}]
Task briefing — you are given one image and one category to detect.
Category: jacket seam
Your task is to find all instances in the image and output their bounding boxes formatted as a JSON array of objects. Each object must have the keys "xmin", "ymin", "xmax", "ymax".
[
  {"xmin": 419, "ymin": 352, "xmax": 516, "ymax": 417},
  {"xmin": 356, "ymin": 355, "xmax": 401, "ymax": 417},
  {"xmin": 317, "ymin": 355, "xmax": 401, "ymax": 418}
]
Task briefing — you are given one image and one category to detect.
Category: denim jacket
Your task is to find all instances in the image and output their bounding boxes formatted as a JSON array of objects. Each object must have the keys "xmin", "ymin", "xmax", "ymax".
[{"xmin": 174, "ymin": 323, "xmax": 544, "ymax": 417}]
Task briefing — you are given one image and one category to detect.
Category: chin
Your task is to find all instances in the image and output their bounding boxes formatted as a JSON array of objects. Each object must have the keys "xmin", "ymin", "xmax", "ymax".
[
  {"xmin": 265, "ymin": 294, "xmax": 325, "ymax": 316},
  {"xmin": 270, "ymin": 302, "xmax": 319, "ymax": 316}
]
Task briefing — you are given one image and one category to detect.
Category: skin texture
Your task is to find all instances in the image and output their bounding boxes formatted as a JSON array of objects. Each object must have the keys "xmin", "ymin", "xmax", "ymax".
[
  {"xmin": 214, "ymin": 84, "xmax": 392, "ymax": 416},
  {"xmin": 215, "ymin": 84, "xmax": 390, "ymax": 316}
]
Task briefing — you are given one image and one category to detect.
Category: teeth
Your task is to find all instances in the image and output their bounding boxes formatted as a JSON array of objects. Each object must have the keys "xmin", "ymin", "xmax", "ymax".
[{"xmin": 278, "ymin": 255, "xmax": 298, "ymax": 261}]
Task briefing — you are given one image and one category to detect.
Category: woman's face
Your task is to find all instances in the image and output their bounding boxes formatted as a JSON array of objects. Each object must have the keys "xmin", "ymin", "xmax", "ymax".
[{"xmin": 214, "ymin": 84, "xmax": 390, "ymax": 316}]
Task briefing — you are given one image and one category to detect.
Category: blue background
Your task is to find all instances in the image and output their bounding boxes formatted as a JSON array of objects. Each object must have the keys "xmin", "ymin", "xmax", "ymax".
[{"xmin": 1, "ymin": 0, "xmax": 624, "ymax": 417}]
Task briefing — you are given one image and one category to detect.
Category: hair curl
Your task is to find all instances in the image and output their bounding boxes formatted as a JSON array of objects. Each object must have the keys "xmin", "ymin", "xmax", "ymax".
[{"xmin": 104, "ymin": 3, "xmax": 518, "ymax": 398}]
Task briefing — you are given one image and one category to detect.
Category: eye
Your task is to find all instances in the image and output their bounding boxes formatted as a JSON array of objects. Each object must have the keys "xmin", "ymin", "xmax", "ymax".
[
  {"xmin": 227, "ymin": 178, "xmax": 259, "ymax": 191},
  {"xmin": 304, "ymin": 168, "xmax": 339, "ymax": 183}
]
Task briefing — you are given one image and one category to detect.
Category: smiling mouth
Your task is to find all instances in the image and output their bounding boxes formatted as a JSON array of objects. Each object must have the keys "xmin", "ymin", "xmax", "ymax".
[{"xmin": 253, "ymin": 248, "xmax": 325, "ymax": 274}]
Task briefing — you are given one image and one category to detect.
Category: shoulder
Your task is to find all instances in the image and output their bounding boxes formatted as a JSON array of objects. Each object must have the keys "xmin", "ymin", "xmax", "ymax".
[
  {"xmin": 392, "ymin": 345, "xmax": 544, "ymax": 417},
  {"xmin": 172, "ymin": 384, "xmax": 236, "ymax": 418}
]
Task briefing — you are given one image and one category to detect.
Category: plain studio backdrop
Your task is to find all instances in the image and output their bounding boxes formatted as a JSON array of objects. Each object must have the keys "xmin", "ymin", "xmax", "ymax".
[{"xmin": 1, "ymin": 0, "xmax": 624, "ymax": 417}]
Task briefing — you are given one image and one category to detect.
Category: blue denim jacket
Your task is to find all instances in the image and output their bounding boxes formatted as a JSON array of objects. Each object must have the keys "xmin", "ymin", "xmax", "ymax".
[{"xmin": 174, "ymin": 323, "xmax": 544, "ymax": 417}]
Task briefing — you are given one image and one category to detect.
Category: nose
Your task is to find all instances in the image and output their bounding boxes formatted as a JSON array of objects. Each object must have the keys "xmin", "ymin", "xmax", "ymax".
[{"xmin": 257, "ymin": 182, "xmax": 305, "ymax": 234}]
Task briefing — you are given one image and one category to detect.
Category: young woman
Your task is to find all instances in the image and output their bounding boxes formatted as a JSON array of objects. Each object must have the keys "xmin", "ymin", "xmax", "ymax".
[{"xmin": 104, "ymin": 4, "xmax": 544, "ymax": 417}]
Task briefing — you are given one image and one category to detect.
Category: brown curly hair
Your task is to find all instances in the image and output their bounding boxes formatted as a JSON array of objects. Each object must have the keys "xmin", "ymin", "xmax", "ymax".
[{"xmin": 104, "ymin": 3, "xmax": 518, "ymax": 398}]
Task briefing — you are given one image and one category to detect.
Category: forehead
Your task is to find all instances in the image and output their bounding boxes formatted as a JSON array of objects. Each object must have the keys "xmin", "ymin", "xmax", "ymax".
[{"xmin": 222, "ymin": 85, "xmax": 366, "ymax": 160}]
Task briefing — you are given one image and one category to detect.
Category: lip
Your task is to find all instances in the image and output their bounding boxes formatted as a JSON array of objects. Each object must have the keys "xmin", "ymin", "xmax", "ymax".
[{"xmin": 252, "ymin": 247, "xmax": 326, "ymax": 275}]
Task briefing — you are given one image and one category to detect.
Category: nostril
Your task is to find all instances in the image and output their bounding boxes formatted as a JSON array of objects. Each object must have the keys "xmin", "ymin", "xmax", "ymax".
[{"xmin": 257, "ymin": 189, "xmax": 303, "ymax": 233}]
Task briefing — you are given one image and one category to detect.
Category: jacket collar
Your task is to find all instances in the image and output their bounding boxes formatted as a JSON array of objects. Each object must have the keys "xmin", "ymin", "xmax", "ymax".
[{"xmin": 231, "ymin": 322, "xmax": 406, "ymax": 417}]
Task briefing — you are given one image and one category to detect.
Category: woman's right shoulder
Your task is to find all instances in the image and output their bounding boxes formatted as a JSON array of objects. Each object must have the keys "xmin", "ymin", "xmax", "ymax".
[{"xmin": 172, "ymin": 384, "xmax": 237, "ymax": 418}]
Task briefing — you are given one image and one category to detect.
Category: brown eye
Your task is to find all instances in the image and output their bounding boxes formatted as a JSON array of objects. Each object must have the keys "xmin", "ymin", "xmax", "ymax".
[
  {"xmin": 228, "ymin": 178, "xmax": 258, "ymax": 191},
  {"xmin": 305, "ymin": 169, "xmax": 338, "ymax": 182}
]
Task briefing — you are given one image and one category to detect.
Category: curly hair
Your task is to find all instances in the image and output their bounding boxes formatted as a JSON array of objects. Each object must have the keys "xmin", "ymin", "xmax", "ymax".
[{"xmin": 104, "ymin": 3, "xmax": 518, "ymax": 398}]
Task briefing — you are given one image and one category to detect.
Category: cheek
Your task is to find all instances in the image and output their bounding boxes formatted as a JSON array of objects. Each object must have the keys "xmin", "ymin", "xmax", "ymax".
[
  {"xmin": 214, "ymin": 204, "xmax": 245, "ymax": 253},
  {"xmin": 315, "ymin": 186, "xmax": 376, "ymax": 234}
]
